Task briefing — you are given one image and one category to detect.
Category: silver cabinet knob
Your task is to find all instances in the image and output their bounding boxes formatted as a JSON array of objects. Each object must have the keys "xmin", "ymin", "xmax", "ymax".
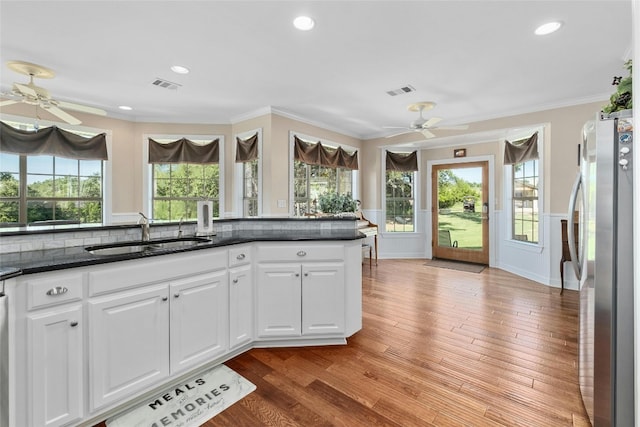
[
  {"xmin": 236, "ymin": 253, "xmax": 246, "ymax": 260},
  {"xmin": 174, "ymin": 293, "xmax": 180, "ymax": 298},
  {"xmin": 70, "ymin": 321, "xmax": 78, "ymax": 327},
  {"xmin": 304, "ymin": 273, "xmax": 309, "ymax": 277},
  {"xmin": 297, "ymin": 250, "xmax": 307, "ymax": 257},
  {"xmin": 46, "ymin": 286, "xmax": 68, "ymax": 296},
  {"xmin": 162, "ymin": 297, "xmax": 168, "ymax": 301},
  {"xmin": 232, "ymin": 278, "xmax": 239, "ymax": 284},
  {"xmin": 295, "ymin": 273, "xmax": 300, "ymax": 277}
]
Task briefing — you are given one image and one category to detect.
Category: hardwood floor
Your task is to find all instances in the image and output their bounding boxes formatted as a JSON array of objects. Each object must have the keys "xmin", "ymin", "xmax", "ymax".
[{"xmin": 207, "ymin": 259, "xmax": 591, "ymax": 427}]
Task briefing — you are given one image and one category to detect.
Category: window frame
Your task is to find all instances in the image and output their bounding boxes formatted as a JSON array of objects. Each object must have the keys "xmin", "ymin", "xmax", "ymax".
[
  {"xmin": 381, "ymin": 148, "xmax": 419, "ymax": 233},
  {"xmin": 0, "ymin": 114, "xmax": 112, "ymax": 225},
  {"xmin": 234, "ymin": 128, "xmax": 262, "ymax": 217},
  {"xmin": 288, "ymin": 132, "xmax": 358, "ymax": 217},
  {"xmin": 503, "ymin": 126, "xmax": 544, "ymax": 247},
  {"xmin": 142, "ymin": 133, "xmax": 224, "ymax": 220}
]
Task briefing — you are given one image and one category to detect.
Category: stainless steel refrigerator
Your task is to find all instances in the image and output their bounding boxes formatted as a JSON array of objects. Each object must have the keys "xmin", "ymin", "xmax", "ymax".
[{"xmin": 568, "ymin": 109, "xmax": 634, "ymax": 426}]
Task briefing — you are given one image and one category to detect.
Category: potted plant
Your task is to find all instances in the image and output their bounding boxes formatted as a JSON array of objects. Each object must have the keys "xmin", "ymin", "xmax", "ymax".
[{"xmin": 317, "ymin": 192, "xmax": 357, "ymax": 215}]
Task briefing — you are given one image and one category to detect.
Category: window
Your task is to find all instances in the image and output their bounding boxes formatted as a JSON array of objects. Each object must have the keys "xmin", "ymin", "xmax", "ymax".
[
  {"xmin": 385, "ymin": 170, "xmax": 415, "ymax": 232},
  {"xmin": 293, "ymin": 163, "xmax": 354, "ymax": 216},
  {"xmin": 242, "ymin": 159, "xmax": 259, "ymax": 216},
  {"xmin": 235, "ymin": 130, "xmax": 261, "ymax": 217},
  {"xmin": 0, "ymin": 121, "xmax": 104, "ymax": 225},
  {"xmin": 149, "ymin": 136, "xmax": 222, "ymax": 221},
  {"xmin": 512, "ymin": 158, "xmax": 539, "ymax": 243}
]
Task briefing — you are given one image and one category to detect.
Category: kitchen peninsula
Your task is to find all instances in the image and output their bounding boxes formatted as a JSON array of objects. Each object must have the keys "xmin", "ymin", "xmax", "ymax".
[{"xmin": 0, "ymin": 217, "xmax": 364, "ymax": 427}]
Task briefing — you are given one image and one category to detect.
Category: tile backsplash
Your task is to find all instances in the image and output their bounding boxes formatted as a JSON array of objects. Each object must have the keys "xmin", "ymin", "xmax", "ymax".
[{"xmin": 0, "ymin": 219, "xmax": 356, "ymax": 254}]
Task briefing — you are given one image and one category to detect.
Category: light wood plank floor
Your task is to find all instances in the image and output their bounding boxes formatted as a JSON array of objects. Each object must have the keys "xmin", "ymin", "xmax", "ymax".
[{"xmin": 207, "ymin": 259, "xmax": 591, "ymax": 427}]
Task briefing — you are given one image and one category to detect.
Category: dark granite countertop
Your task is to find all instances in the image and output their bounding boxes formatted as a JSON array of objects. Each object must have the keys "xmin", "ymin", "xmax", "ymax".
[{"xmin": 1, "ymin": 229, "xmax": 365, "ymax": 276}]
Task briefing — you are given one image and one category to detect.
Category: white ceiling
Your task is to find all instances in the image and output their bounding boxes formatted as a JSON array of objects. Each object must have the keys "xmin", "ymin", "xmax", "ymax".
[{"xmin": 0, "ymin": 0, "xmax": 633, "ymax": 140}]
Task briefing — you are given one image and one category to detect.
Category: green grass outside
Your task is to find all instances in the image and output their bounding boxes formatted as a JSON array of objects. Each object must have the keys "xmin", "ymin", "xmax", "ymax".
[{"xmin": 438, "ymin": 202, "xmax": 482, "ymax": 250}]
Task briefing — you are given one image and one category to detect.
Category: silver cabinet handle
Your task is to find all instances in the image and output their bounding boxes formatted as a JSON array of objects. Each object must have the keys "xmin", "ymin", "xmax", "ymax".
[
  {"xmin": 304, "ymin": 273, "xmax": 308, "ymax": 277},
  {"xmin": 232, "ymin": 278, "xmax": 239, "ymax": 284},
  {"xmin": 297, "ymin": 250, "xmax": 306, "ymax": 257},
  {"xmin": 236, "ymin": 253, "xmax": 246, "ymax": 260},
  {"xmin": 174, "ymin": 293, "xmax": 180, "ymax": 298},
  {"xmin": 70, "ymin": 321, "xmax": 78, "ymax": 327},
  {"xmin": 46, "ymin": 286, "xmax": 68, "ymax": 296},
  {"xmin": 295, "ymin": 273, "xmax": 300, "ymax": 277},
  {"xmin": 162, "ymin": 297, "xmax": 168, "ymax": 301}
]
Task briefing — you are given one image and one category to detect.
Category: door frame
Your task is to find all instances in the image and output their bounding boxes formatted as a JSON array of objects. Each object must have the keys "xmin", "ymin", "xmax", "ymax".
[{"xmin": 426, "ymin": 155, "xmax": 495, "ymax": 266}]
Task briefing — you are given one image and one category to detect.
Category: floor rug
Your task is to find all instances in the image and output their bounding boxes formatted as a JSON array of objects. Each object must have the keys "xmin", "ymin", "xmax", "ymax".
[
  {"xmin": 424, "ymin": 258, "xmax": 486, "ymax": 273},
  {"xmin": 106, "ymin": 364, "xmax": 256, "ymax": 427}
]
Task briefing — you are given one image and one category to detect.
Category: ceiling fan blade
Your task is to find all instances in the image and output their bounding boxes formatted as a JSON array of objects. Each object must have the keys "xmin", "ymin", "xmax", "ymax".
[
  {"xmin": 423, "ymin": 117, "xmax": 443, "ymax": 128},
  {"xmin": 385, "ymin": 129, "xmax": 414, "ymax": 138},
  {"xmin": 14, "ymin": 83, "xmax": 38, "ymax": 98},
  {"xmin": 58, "ymin": 100, "xmax": 107, "ymax": 116},
  {"xmin": 0, "ymin": 99, "xmax": 20, "ymax": 107},
  {"xmin": 421, "ymin": 129, "xmax": 436, "ymax": 139},
  {"xmin": 44, "ymin": 105, "xmax": 82, "ymax": 125}
]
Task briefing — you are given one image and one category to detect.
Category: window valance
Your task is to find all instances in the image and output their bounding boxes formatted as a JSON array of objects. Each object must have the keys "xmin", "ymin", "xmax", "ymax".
[
  {"xmin": 293, "ymin": 136, "xmax": 358, "ymax": 170},
  {"xmin": 148, "ymin": 137, "xmax": 219, "ymax": 164},
  {"xmin": 385, "ymin": 150, "xmax": 418, "ymax": 172},
  {"xmin": 235, "ymin": 132, "xmax": 259, "ymax": 163},
  {"xmin": 504, "ymin": 132, "xmax": 539, "ymax": 165},
  {"xmin": 0, "ymin": 121, "xmax": 108, "ymax": 160}
]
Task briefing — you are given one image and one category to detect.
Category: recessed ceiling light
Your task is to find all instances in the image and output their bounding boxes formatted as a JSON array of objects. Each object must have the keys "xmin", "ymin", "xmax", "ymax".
[
  {"xmin": 170, "ymin": 65, "xmax": 190, "ymax": 74},
  {"xmin": 293, "ymin": 16, "xmax": 315, "ymax": 31},
  {"xmin": 118, "ymin": 105, "xmax": 133, "ymax": 111},
  {"xmin": 534, "ymin": 21, "xmax": 563, "ymax": 36}
]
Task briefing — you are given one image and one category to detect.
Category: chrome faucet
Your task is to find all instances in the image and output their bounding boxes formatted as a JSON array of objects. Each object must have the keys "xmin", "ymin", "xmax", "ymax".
[
  {"xmin": 177, "ymin": 215, "xmax": 185, "ymax": 238},
  {"xmin": 138, "ymin": 212, "xmax": 150, "ymax": 242}
]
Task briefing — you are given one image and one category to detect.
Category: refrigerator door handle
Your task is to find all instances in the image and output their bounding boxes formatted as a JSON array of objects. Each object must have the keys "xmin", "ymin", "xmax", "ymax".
[{"xmin": 567, "ymin": 172, "xmax": 583, "ymax": 280}]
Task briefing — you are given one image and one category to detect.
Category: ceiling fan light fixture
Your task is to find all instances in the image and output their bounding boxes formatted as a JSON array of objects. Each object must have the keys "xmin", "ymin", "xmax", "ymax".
[
  {"xmin": 293, "ymin": 16, "xmax": 315, "ymax": 31},
  {"xmin": 534, "ymin": 21, "xmax": 563, "ymax": 36},
  {"xmin": 170, "ymin": 65, "xmax": 190, "ymax": 74}
]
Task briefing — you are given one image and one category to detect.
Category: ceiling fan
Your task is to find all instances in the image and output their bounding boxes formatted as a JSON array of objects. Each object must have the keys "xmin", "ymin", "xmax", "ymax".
[
  {"xmin": 0, "ymin": 60, "xmax": 107, "ymax": 125},
  {"xmin": 384, "ymin": 101, "xmax": 468, "ymax": 139}
]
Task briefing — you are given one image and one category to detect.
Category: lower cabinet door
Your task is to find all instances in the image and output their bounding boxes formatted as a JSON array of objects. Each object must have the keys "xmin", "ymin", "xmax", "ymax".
[
  {"xmin": 302, "ymin": 263, "xmax": 345, "ymax": 335},
  {"xmin": 27, "ymin": 304, "xmax": 84, "ymax": 427},
  {"xmin": 170, "ymin": 270, "xmax": 229, "ymax": 373},
  {"xmin": 229, "ymin": 264, "xmax": 254, "ymax": 349},
  {"xmin": 88, "ymin": 284, "xmax": 169, "ymax": 411},
  {"xmin": 256, "ymin": 264, "xmax": 301, "ymax": 337}
]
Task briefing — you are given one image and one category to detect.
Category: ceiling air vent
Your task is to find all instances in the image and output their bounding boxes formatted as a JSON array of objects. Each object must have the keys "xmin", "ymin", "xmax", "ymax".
[
  {"xmin": 386, "ymin": 85, "xmax": 416, "ymax": 96},
  {"xmin": 151, "ymin": 78, "xmax": 182, "ymax": 90}
]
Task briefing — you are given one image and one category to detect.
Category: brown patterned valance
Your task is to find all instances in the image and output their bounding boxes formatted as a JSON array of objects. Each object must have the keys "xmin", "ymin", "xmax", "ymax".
[
  {"xmin": 504, "ymin": 132, "xmax": 539, "ymax": 165},
  {"xmin": 235, "ymin": 132, "xmax": 259, "ymax": 163},
  {"xmin": 386, "ymin": 150, "xmax": 418, "ymax": 171},
  {"xmin": 0, "ymin": 121, "xmax": 108, "ymax": 160},
  {"xmin": 293, "ymin": 136, "xmax": 358, "ymax": 170},
  {"xmin": 148, "ymin": 137, "xmax": 219, "ymax": 164}
]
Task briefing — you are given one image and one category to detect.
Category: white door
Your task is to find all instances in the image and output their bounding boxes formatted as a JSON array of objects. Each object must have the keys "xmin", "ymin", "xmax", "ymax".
[
  {"xmin": 256, "ymin": 264, "xmax": 301, "ymax": 337},
  {"xmin": 28, "ymin": 305, "xmax": 84, "ymax": 427},
  {"xmin": 302, "ymin": 263, "xmax": 345, "ymax": 335},
  {"xmin": 88, "ymin": 284, "xmax": 169, "ymax": 411},
  {"xmin": 229, "ymin": 264, "xmax": 254, "ymax": 349},
  {"xmin": 170, "ymin": 270, "xmax": 229, "ymax": 373}
]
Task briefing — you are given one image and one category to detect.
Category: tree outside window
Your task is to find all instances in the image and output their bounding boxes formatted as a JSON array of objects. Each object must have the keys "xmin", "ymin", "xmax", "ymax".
[
  {"xmin": 385, "ymin": 170, "xmax": 415, "ymax": 232},
  {"xmin": 512, "ymin": 159, "xmax": 539, "ymax": 243},
  {"xmin": 294, "ymin": 162, "xmax": 353, "ymax": 216},
  {"xmin": 243, "ymin": 159, "xmax": 258, "ymax": 216}
]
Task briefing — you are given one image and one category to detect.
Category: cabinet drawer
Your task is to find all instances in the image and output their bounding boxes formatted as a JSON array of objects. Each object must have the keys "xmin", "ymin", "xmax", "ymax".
[
  {"xmin": 229, "ymin": 245, "xmax": 252, "ymax": 267},
  {"xmin": 26, "ymin": 271, "xmax": 84, "ymax": 310},
  {"xmin": 256, "ymin": 244, "xmax": 344, "ymax": 262}
]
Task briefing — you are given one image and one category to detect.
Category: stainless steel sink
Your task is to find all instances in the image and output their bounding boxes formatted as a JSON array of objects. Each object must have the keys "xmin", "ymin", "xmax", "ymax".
[{"xmin": 86, "ymin": 237, "xmax": 211, "ymax": 256}]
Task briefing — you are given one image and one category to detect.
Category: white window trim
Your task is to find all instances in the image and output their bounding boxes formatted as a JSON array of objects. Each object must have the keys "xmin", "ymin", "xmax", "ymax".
[
  {"xmin": 503, "ymin": 125, "xmax": 545, "ymax": 248},
  {"xmin": 380, "ymin": 147, "xmax": 420, "ymax": 233},
  {"xmin": 288, "ymin": 131, "xmax": 359, "ymax": 216},
  {"xmin": 233, "ymin": 128, "xmax": 263, "ymax": 217},
  {"xmin": 0, "ymin": 113, "xmax": 113, "ymax": 224},
  {"xmin": 142, "ymin": 133, "xmax": 225, "ymax": 219}
]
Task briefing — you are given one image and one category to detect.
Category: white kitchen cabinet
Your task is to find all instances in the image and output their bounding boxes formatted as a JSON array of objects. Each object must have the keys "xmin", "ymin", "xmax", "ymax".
[
  {"xmin": 229, "ymin": 263, "xmax": 254, "ymax": 349},
  {"xmin": 88, "ymin": 284, "xmax": 169, "ymax": 411},
  {"xmin": 27, "ymin": 304, "xmax": 84, "ymax": 427},
  {"xmin": 256, "ymin": 263, "xmax": 302, "ymax": 337},
  {"xmin": 170, "ymin": 270, "xmax": 229, "ymax": 373},
  {"xmin": 255, "ymin": 241, "xmax": 346, "ymax": 339}
]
